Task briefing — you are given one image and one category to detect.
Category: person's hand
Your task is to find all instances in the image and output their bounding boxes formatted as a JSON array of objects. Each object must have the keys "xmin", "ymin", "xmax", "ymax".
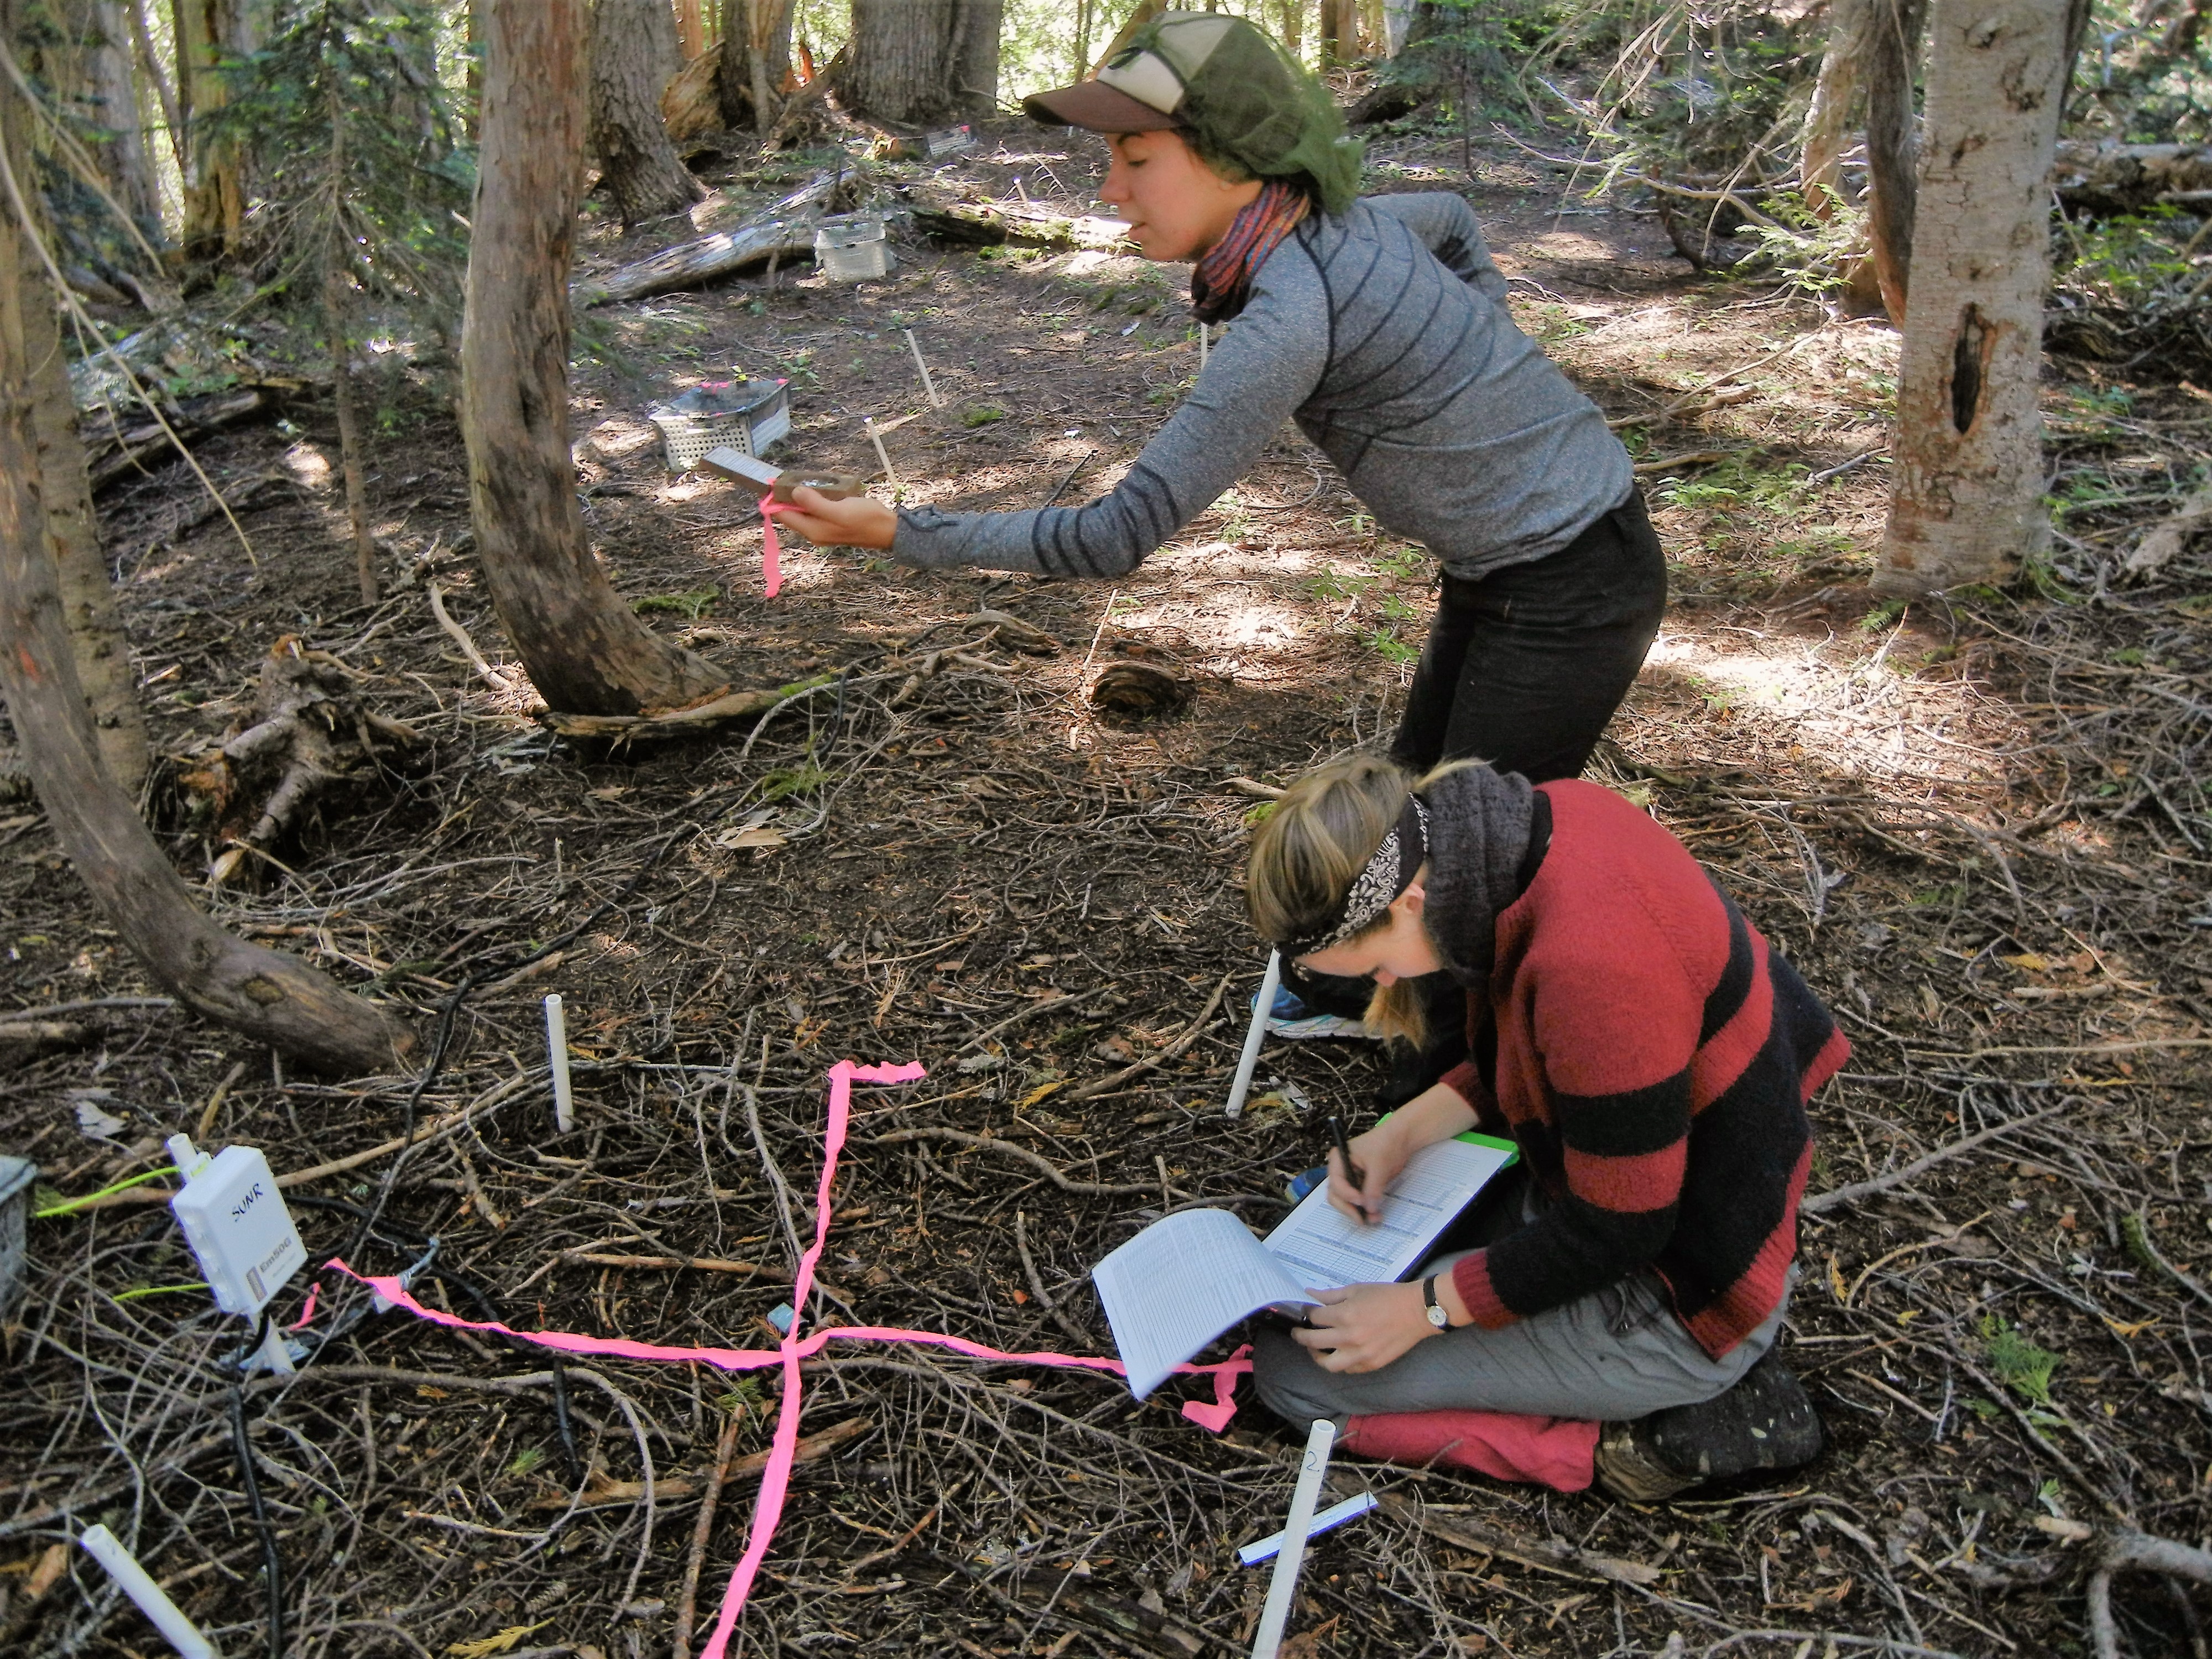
[
  {"xmin": 1326, "ymin": 1119, "xmax": 1408, "ymax": 1227},
  {"xmin": 773, "ymin": 486, "xmax": 897, "ymax": 551},
  {"xmin": 1290, "ymin": 1282, "xmax": 1436, "ymax": 1374}
]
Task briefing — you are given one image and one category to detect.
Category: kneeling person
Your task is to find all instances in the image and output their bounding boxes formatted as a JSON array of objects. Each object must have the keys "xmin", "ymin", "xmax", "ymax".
[{"xmin": 1243, "ymin": 754, "xmax": 1849, "ymax": 1498}]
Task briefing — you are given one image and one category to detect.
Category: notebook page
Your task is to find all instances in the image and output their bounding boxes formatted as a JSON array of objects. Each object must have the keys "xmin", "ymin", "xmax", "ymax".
[
  {"xmin": 1262, "ymin": 1136, "xmax": 1515, "ymax": 1290},
  {"xmin": 1092, "ymin": 1208, "xmax": 1313, "ymax": 1399}
]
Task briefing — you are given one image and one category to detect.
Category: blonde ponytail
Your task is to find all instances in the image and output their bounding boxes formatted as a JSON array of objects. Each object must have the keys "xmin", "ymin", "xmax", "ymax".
[{"xmin": 1246, "ymin": 752, "xmax": 1479, "ymax": 1048}]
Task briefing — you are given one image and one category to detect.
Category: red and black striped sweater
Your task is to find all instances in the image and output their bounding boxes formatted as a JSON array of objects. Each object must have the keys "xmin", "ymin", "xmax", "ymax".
[{"xmin": 1436, "ymin": 778, "xmax": 1849, "ymax": 1358}]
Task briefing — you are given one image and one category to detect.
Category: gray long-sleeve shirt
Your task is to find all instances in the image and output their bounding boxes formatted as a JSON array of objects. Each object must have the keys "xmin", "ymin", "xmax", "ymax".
[{"xmin": 891, "ymin": 192, "xmax": 1634, "ymax": 583}]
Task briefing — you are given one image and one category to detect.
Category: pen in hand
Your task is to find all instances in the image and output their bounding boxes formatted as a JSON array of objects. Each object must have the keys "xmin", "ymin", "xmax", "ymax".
[{"xmin": 1328, "ymin": 1114, "xmax": 1376, "ymax": 1224}]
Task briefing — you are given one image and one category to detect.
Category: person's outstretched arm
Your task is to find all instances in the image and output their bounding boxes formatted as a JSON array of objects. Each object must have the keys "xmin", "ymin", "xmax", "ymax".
[
  {"xmin": 1364, "ymin": 192, "xmax": 1510, "ymax": 305},
  {"xmin": 776, "ymin": 249, "xmax": 1331, "ymax": 577}
]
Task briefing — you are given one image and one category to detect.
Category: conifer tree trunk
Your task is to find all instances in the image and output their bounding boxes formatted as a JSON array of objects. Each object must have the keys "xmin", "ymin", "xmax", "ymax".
[
  {"xmin": 1320, "ymin": 0, "xmax": 1358, "ymax": 66},
  {"xmin": 714, "ymin": 0, "xmax": 795, "ymax": 132},
  {"xmin": 0, "ymin": 14, "xmax": 410, "ymax": 1074},
  {"xmin": 589, "ymin": 0, "xmax": 702, "ymax": 225},
  {"xmin": 847, "ymin": 0, "xmax": 998, "ymax": 126},
  {"xmin": 43, "ymin": 0, "xmax": 164, "ymax": 237},
  {"xmin": 1877, "ymin": 0, "xmax": 2072, "ymax": 596},
  {"xmin": 1865, "ymin": 0, "xmax": 1925, "ymax": 326},
  {"xmin": 464, "ymin": 0, "xmax": 728, "ymax": 717},
  {"xmin": 173, "ymin": 0, "xmax": 243, "ymax": 264}
]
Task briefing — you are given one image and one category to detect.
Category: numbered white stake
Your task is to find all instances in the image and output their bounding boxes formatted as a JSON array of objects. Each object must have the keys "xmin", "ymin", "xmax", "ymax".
[
  {"xmin": 1198, "ymin": 322, "xmax": 1209, "ymax": 370},
  {"xmin": 1250, "ymin": 1417, "xmax": 1337, "ymax": 1659},
  {"xmin": 544, "ymin": 993, "xmax": 574, "ymax": 1134},
  {"xmin": 1224, "ymin": 948, "xmax": 1281, "ymax": 1118},
  {"xmin": 903, "ymin": 328, "xmax": 943, "ymax": 408},
  {"xmin": 864, "ymin": 417, "xmax": 900, "ymax": 489},
  {"xmin": 80, "ymin": 1525, "xmax": 218, "ymax": 1659}
]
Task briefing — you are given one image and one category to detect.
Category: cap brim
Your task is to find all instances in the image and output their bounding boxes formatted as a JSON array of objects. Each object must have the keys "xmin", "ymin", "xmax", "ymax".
[{"xmin": 1022, "ymin": 81, "xmax": 1180, "ymax": 134}]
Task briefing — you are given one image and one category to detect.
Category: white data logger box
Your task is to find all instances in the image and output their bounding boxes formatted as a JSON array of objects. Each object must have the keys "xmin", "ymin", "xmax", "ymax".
[{"xmin": 166, "ymin": 1136, "xmax": 305, "ymax": 1318}]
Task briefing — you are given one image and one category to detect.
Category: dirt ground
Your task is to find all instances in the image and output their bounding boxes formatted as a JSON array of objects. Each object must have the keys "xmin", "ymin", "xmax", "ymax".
[{"xmin": 8, "ymin": 118, "xmax": 2212, "ymax": 1659}]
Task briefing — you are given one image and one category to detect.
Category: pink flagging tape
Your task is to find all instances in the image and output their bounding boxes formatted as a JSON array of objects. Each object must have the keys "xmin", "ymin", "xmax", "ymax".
[
  {"xmin": 757, "ymin": 493, "xmax": 789, "ymax": 597},
  {"xmin": 326, "ymin": 1057, "xmax": 1252, "ymax": 1657}
]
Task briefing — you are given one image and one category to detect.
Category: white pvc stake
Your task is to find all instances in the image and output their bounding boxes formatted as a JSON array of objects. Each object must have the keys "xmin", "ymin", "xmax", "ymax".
[
  {"xmin": 1250, "ymin": 1418, "xmax": 1336, "ymax": 1659},
  {"xmin": 79, "ymin": 1525, "xmax": 218, "ymax": 1659},
  {"xmin": 544, "ymin": 993, "xmax": 574, "ymax": 1134},
  {"xmin": 1224, "ymin": 948, "xmax": 1281, "ymax": 1118},
  {"xmin": 1198, "ymin": 321, "xmax": 1209, "ymax": 370},
  {"xmin": 902, "ymin": 328, "xmax": 943, "ymax": 408},
  {"xmin": 864, "ymin": 417, "xmax": 900, "ymax": 489}
]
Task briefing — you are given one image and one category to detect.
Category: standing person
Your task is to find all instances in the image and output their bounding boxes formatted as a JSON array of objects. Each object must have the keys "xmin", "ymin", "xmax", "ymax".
[
  {"xmin": 776, "ymin": 9, "xmax": 1666, "ymax": 786},
  {"xmin": 1239, "ymin": 753, "xmax": 1848, "ymax": 1498}
]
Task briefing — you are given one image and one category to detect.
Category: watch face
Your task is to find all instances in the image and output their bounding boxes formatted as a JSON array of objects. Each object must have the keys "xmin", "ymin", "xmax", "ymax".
[{"xmin": 1427, "ymin": 1305, "xmax": 1448, "ymax": 1328}]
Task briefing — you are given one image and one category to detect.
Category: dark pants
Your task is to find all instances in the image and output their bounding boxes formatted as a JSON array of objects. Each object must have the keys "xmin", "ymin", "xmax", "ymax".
[
  {"xmin": 1392, "ymin": 488, "xmax": 1668, "ymax": 780},
  {"xmin": 1290, "ymin": 493, "xmax": 1668, "ymax": 1098}
]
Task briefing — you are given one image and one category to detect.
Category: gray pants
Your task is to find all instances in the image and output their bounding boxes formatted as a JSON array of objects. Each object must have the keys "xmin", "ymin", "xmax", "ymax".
[{"xmin": 1253, "ymin": 1172, "xmax": 1790, "ymax": 1426}]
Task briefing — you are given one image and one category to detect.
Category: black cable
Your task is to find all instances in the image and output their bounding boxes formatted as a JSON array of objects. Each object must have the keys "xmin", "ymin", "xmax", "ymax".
[
  {"xmin": 230, "ymin": 1316, "xmax": 284, "ymax": 1659},
  {"xmin": 815, "ymin": 666, "xmax": 854, "ymax": 766}
]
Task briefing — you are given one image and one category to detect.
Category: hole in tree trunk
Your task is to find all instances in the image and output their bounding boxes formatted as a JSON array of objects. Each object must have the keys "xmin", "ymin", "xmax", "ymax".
[{"xmin": 1950, "ymin": 304, "xmax": 1988, "ymax": 435}]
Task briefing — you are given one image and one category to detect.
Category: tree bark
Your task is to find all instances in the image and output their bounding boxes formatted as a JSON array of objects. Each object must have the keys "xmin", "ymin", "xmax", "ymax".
[
  {"xmin": 465, "ymin": 0, "xmax": 727, "ymax": 718},
  {"xmin": 1801, "ymin": 0, "xmax": 1869, "ymax": 215},
  {"xmin": 589, "ymin": 0, "xmax": 703, "ymax": 225},
  {"xmin": 38, "ymin": 0, "xmax": 164, "ymax": 238},
  {"xmin": 173, "ymin": 0, "xmax": 243, "ymax": 264},
  {"xmin": 675, "ymin": 0, "xmax": 706, "ymax": 60},
  {"xmin": 1321, "ymin": 0, "xmax": 1358, "ymax": 66},
  {"xmin": 1865, "ymin": 0, "xmax": 1924, "ymax": 327},
  {"xmin": 1877, "ymin": 0, "xmax": 2071, "ymax": 597},
  {"xmin": 6, "ymin": 1, "xmax": 149, "ymax": 790},
  {"xmin": 1350, "ymin": 0, "xmax": 1449, "ymax": 124},
  {"xmin": 714, "ymin": 0, "xmax": 795, "ymax": 132},
  {"xmin": 847, "ymin": 0, "xmax": 998, "ymax": 127},
  {"xmin": 0, "ymin": 24, "xmax": 411, "ymax": 1075}
]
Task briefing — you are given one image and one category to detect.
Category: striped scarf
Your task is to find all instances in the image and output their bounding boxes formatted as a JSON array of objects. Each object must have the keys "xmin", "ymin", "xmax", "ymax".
[{"xmin": 1190, "ymin": 180, "xmax": 1310, "ymax": 324}]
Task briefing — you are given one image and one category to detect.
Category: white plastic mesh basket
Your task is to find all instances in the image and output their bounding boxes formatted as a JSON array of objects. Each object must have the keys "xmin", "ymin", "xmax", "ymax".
[{"xmin": 648, "ymin": 380, "xmax": 792, "ymax": 472}]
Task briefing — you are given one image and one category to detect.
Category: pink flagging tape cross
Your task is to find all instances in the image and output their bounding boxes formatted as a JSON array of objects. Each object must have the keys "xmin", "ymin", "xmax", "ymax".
[
  {"xmin": 325, "ymin": 1057, "xmax": 1251, "ymax": 1657},
  {"xmin": 756, "ymin": 493, "xmax": 789, "ymax": 597}
]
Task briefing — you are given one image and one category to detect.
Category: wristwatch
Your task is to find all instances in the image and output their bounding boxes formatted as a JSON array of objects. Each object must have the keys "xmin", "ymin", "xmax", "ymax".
[{"xmin": 1422, "ymin": 1274, "xmax": 1450, "ymax": 1331}]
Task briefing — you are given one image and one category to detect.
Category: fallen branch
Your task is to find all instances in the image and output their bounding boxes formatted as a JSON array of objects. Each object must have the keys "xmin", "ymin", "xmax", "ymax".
[
  {"xmin": 1377, "ymin": 1493, "xmax": 1662, "ymax": 1586},
  {"xmin": 1801, "ymin": 1103, "xmax": 2068, "ymax": 1216},
  {"xmin": 2121, "ymin": 481, "xmax": 2212, "ymax": 581},
  {"xmin": 538, "ymin": 684, "xmax": 796, "ymax": 742},
  {"xmin": 572, "ymin": 172, "xmax": 840, "ymax": 307},
  {"xmin": 1066, "ymin": 972, "xmax": 1231, "ymax": 1102},
  {"xmin": 869, "ymin": 1126, "xmax": 1158, "ymax": 1198},
  {"xmin": 429, "ymin": 580, "xmax": 519, "ymax": 694}
]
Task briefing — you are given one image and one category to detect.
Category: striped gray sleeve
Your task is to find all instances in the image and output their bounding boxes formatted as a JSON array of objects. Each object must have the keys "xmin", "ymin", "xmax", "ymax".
[
  {"xmin": 1364, "ymin": 192, "xmax": 1509, "ymax": 306},
  {"xmin": 890, "ymin": 258, "xmax": 1331, "ymax": 578}
]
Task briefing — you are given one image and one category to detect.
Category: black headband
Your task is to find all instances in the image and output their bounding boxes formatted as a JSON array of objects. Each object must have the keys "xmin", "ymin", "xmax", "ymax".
[{"xmin": 1282, "ymin": 796, "xmax": 1429, "ymax": 958}]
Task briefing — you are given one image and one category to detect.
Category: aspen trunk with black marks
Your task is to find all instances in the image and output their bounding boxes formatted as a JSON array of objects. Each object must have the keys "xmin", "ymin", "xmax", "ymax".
[
  {"xmin": 1864, "ymin": 0, "xmax": 1924, "ymax": 326},
  {"xmin": 846, "ymin": 0, "xmax": 999, "ymax": 126},
  {"xmin": 465, "ymin": 0, "xmax": 728, "ymax": 717},
  {"xmin": 173, "ymin": 0, "xmax": 243, "ymax": 264},
  {"xmin": 1877, "ymin": 0, "xmax": 2072, "ymax": 597},
  {"xmin": 588, "ymin": 0, "xmax": 702, "ymax": 225},
  {"xmin": 0, "ymin": 24, "xmax": 411, "ymax": 1076}
]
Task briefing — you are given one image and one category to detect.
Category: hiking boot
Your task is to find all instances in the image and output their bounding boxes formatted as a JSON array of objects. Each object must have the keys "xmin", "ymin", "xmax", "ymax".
[{"xmin": 1594, "ymin": 1354, "xmax": 1823, "ymax": 1503}]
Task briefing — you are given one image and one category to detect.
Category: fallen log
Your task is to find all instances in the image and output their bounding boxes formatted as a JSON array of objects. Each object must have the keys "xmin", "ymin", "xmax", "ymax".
[
  {"xmin": 572, "ymin": 171, "xmax": 841, "ymax": 307},
  {"xmin": 81, "ymin": 385, "xmax": 288, "ymax": 493},
  {"xmin": 903, "ymin": 187, "xmax": 1131, "ymax": 252},
  {"xmin": 2054, "ymin": 140, "xmax": 2212, "ymax": 215}
]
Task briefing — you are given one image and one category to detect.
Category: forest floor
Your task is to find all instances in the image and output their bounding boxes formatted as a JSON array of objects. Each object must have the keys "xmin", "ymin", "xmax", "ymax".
[{"xmin": 8, "ymin": 116, "xmax": 2212, "ymax": 1659}]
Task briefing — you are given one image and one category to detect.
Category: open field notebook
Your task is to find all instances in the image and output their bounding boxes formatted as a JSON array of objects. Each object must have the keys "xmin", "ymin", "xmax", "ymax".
[{"xmin": 1092, "ymin": 1134, "xmax": 1518, "ymax": 1399}]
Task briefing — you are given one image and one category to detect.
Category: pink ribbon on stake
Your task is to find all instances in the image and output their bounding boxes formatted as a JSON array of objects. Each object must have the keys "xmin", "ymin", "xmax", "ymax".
[
  {"xmin": 327, "ymin": 1057, "xmax": 1254, "ymax": 1656},
  {"xmin": 756, "ymin": 492, "xmax": 790, "ymax": 597}
]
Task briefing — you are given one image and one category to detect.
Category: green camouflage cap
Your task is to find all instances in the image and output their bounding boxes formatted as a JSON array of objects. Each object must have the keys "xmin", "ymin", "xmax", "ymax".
[{"xmin": 1023, "ymin": 11, "xmax": 1364, "ymax": 216}]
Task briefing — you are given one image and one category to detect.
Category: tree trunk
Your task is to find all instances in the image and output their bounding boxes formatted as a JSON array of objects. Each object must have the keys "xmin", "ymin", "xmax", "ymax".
[
  {"xmin": 847, "ymin": 0, "xmax": 999, "ymax": 126},
  {"xmin": 675, "ymin": 0, "xmax": 706, "ymax": 60},
  {"xmin": 37, "ymin": 0, "xmax": 165, "ymax": 239},
  {"xmin": 1865, "ymin": 0, "xmax": 1924, "ymax": 327},
  {"xmin": 1320, "ymin": 0, "xmax": 1357, "ymax": 66},
  {"xmin": 1800, "ymin": 0, "xmax": 1868, "ymax": 215},
  {"xmin": 589, "ymin": 0, "xmax": 703, "ymax": 226},
  {"xmin": 1350, "ymin": 0, "xmax": 1449, "ymax": 124},
  {"xmin": 172, "ymin": 0, "xmax": 242, "ymax": 264},
  {"xmin": 465, "ymin": 0, "xmax": 728, "ymax": 718},
  {"xmin": 1273, "ymin": 0, "xmax": 1303, "ymax": 58},
  {"xmin": 326, "ymin": 93, "xmax": 375, "ymax": 608},
  {"xmin": 714, "ymin": 0, "xmax": 795, "ymax": 132},
  {"xmin": 0, "ymin": 23, "xmax": 411, "ymax": 1075},
  {"xmin": 1877, "ymin": 0, "xmax": 2071, "ymax": 597},
  {"xmin": 6, "ymin": 1, "xmax": 150, "ymax": 790}
]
